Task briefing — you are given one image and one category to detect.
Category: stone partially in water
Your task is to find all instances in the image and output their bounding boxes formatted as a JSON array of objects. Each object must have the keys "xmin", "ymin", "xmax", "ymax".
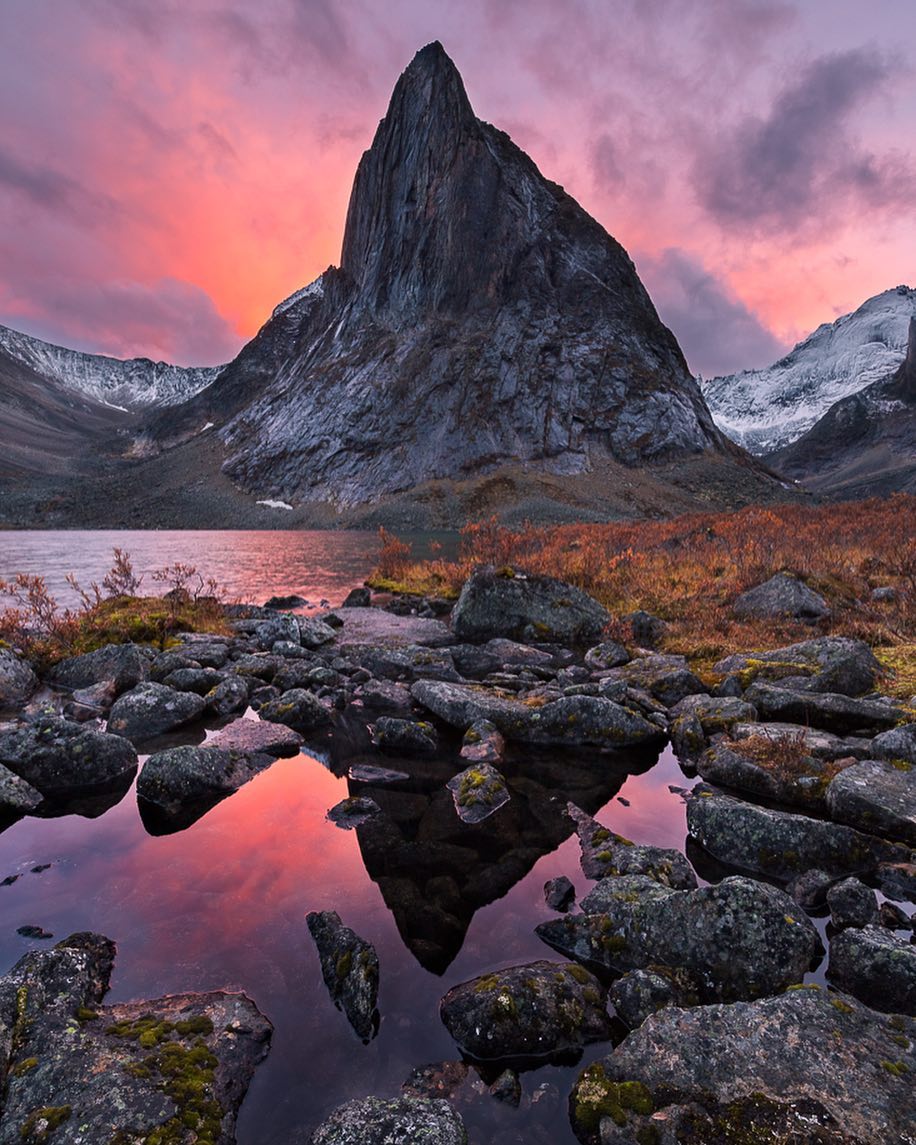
[
  {"xmin": 137, "ymin": 745, "xmax": 275, "ymax": 816},
  {"xmin": 373, "ymin": 716, "xmax": 438, "ymax": 755},
  {"xmin": 570, "ymin": 988, "xmax": 915, "ymax": 1145},
  {"xmin": 258, "ymin": 688, "xmax": 332, "ymax": 732},
  {"xmin": 0, "ymin": 762, "xmax": 42, "ymax": 816},
  {"xmin": 207, "ymin": 716, "xmax": 304, "ymax": 757},
  {"xmin": 309, "ymin": 1096, "xmax": 467, "ymax": 1145},
  {"xmin": 544, "ymin": 876, "xmax": 576, "ymax": 912},
  {"xmin": 0, "ymin": 717, "xmax": 137, "ymax": 800},
  {"xmin": 327, "ymin": 796, "xmax": 381, "ymax": 829},
  {"xmin": 107, "ymin": 682, "xmax": 207, "ymax": 744},
  {"xmin": 569, "ymin": 805, "xmax": 696, "ymax": 890},
  {"xmin": 439, "ymin": 960, "xmax": 612, "ymax": 1062},
  {"xmin": 459, "ymin": 719, "xmax": 506, "ymax": 765},
  {"xmin": 307, "ymin": 910, "xmax": 380, "ymax": 1042},
  {"xmin": 827, "ymin": 877, "xmax": 879, "ymax": 930},
  {"xmin": 447, "ymin": 763, "xmax": 510, "ymax": 824}
]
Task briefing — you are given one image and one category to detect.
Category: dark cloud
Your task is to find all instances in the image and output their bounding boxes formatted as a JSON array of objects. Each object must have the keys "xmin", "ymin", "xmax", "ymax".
[
  {"xmin": 695, "ymin": 47, "xmax": 914, "ymax": 232},
  {"xmin": 0, "ymin": 150, "xmax": 120, "ymax": 224},
  {"xmin": 637, "ymin": 248, "xmax": 787, "ymax": 377},
  {"xmin": 1, "ymin": 278, "xmax": 241, "ymax": 366}
]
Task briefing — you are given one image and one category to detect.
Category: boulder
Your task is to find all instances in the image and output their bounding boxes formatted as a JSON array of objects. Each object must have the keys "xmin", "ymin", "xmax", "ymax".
[
  {"xmin": 669, "ymin": 694, "xmax": 757, "ymax": 733},
  {"xmin": 872, "ymin": 722, "xmax": 916, "ymax": 766},
  {"xmin": 310, "ymin": 1096, "xmax": 466, "ymax": 1145},
  {"xmin": 569, "ymin": 988, "xmax": 915, "ymax": 1145},
  {"xmin": 687, "ymin": 784, "xmax": 914, "ymax": 886},
  {"xmin": 258, "ymin": 688, "xmax": 331, "ymax": 732},
  {"xmin": 331, "ymin": 607, "xmax": 453, "ymax": 649},
  {"xmin": 254, "ymin": 614, "xmax": 300, "ymax": 649},
  {"xmin": 106, "ymin": 682, "xmax": 206, "ymax": 744},
  {"xmin": 828, "ymin": 925, "xmax": 916, "ymax": 1014},
  {"xmin": 327, "ymin": 796, "xmax": 381, "ymax": 829},
  {"xmin": 537, "ymin": 876, "xmax": 819, "ymax": 1003},
  {"xmin": 733, "ymin": 572, "xmax": 830, "ymax": 621},
  {"xmin": 826, "ymin": 758, "xmax": 916, "ymax": 845},
  {"xmin": 0, "ymin": 932, "xmax": 271, "ymax": 1145},
  {"xmin": 715, "ymin": 636, "xmax": 881, "ymax": 696},
  {"xmin": 439, "ymin": 960, "xmax": 612, "ymax": 1061},
  {"xmin": 264, "ymin": 593, "xmax": 307, "ymax": 609},
  {"xmin": 450, "ymin": 566, "xmax": 610, "ymax": 644},
  {"xmin": 206, "ymin": 717, "xmax": 304, "ymax": 757},
  {"xmin": 45, "ymin": 642, "xmax": 147, "ymax": 696},
  {"xmin": 744, "ymin": 681, "xmax": 905, "ymax": 734},
  {"xmin": 0, "ymin": 762, "xmax": 42, "ymax": 816},
  {"xmin": 604, "ymin": 654, "xmax": 706, "ymax": 708},
  {"xmin": 0, "ymin": 716, "xmax": 137, "ymax": 798},
  {"xmin": 307, "ymin": 910, "xmax": 379, "ymax": 1041},
  {"xmin": 584, "ymin": 642, "xmax": 630, "ymax": 670},
  {"xmin": 298, "ymin": 616, "xmax": 338, "ymax": 649},
  {"xmin": 728, "ymin": 720, "xmax": 873, "ymax": 761},
  {"xmin": 355, "ymin": 679, "xmax": 413, "ymax": 715},
  {"xmin": 447, "ymin": 762, "xmax": 510, "ymax": 824},
  {"xmin": 204, "ymin": 674, "xmax": 251, "ymax": 715},
  {"xmin": 827, "ymin": 877, "xmax": 879, "ymax": 930},
  {"xmin": 161, "ymin": 666, "xmax": 223, "ymax": 694},
  {"xmin": 609, "ymin": 969, "xmax": 684, "ymax": 1030},
  {"xmin": 353, "ymin": 644, "xmax": 459, "ymax": 683},
  {"xmin": 341, "ymin": 587, "xmax": 371, "ymax": 608},
  {"xmin": 696, "ymin": 738, "xmax": 844, "ymax": 811},
  {"xmin": 787, "ymin": 868, "xmax": 835, "ymax": 910},
  {"xmin": 571, "ymin": 806, "xmax": 696, "ymax": 890},
  {"xmin": 137, "ymin": 744, "xmax": 275, "ymax": 814},
  {"xmin": 0, "ymin": 648, "xmax": 37, "ymax": 709},
  {"xmin": 373, "ymin": 716, "xmax": 438, "ymax": 755}
]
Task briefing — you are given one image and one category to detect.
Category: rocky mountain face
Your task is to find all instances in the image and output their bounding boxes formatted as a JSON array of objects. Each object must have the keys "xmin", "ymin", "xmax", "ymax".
[
  {"xmin": 0, "ymin": 324, "xmax": 221, "ymax": 411},
  {"xmin": 769, "ymin": 317, "xmax": 916, "ymax": 498},
  {"xmin": 703, "ymin": 286, "xmax": 916, "ymax": 454},
  {"xmin": 142, "ymin": 41, "xmax": 774, "ymax": 523}
]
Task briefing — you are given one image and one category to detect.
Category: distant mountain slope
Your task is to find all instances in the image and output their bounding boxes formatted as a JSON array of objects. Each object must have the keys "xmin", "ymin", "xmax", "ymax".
[
  {"xmin": 0, "ymin": 324, "xmax": 223, "ymax": 411},
  {"xmin": 702, "ymin": 286, "xmax": 916, "ymax": 454},
  {"xmin": 139, "ymin": 41, "xmax": 780, "ymax": 524},
  {"xmin": 768, "ymin": 317, "xmax": 916, "ymax": 499}
]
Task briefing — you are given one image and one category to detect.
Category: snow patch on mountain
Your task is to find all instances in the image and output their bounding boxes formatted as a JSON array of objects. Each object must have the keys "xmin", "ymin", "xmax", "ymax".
[
  {"xmin": 271, "ymin": 274, "xmax": 325, "ymax": 319},
  {"xmin": 0, "ymin": 324, "xmax": 224, "ymax": 411},
  {"xmin": 701, "ymin": 285, "xmax": 916, "ymax": 454}
]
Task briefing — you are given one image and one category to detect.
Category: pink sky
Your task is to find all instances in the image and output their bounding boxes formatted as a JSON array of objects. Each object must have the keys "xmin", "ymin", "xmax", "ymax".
[{"xmin": 1, "ymin": 0, "xmax": 914, "ymax": 376}]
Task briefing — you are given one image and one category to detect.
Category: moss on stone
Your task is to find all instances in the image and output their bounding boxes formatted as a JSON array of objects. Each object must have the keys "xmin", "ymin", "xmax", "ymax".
[
  {"xmin": 11, "ymin": 1057, "xmax": 38, "ymax": 1077},
  {"xmin": 19, "ymin": 1106, "xmax": 71, "ymax": 1141},
  {"xmin": 573, "ymin": 1064, "xmax": 654, "ymax": 1133}
]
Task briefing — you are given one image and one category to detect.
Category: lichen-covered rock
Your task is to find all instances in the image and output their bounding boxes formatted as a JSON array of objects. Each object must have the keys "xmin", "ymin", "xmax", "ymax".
[
  {"xmin": 206, "ymin": 716, "xmax": 303, "ymax": 757},
  {"xmin": 310, "ymin": 1096, "xmax": 467, "ymax": 1145},
  {"xmin": 255, "ymin": 613, "xmax": 301, "ymax": 650},
  {"xmin": 298, "ymin": 616, "xmax": 338, "ymax": 649},
  {"xmin": 569, "ymin": 988, "xmax": 915, "ymax": 1145},
  {"xmin": 733, "ymin": 573, "xmax": 830, "ymax": 621},
  {"xmin": 604, "ymin": 654, "xmax": 706, "ymax": 708},
  {"xmin": 307, "ymin": 910, "xmax": 379, "ymax": 1041},
  {"xmin": 45, "ymin": 642, "xmax": 148, "ymax": 696},
  {"xmin": 716, "ymin": 636, "xmax": 882, "ymax": 696},
  {"xmin": 354, "ymin": 644, "xmax": 459, "ymax": 683},
  {"xmin": 787, "ymin": 868, "xmax": 835, "ymax": 910},
  {"xmin": 872, "ymin": 722, "xmax": 916, "ymax": 766},
  {"xmin": 828, "ymin": 925, "xmax": 916, "ymax": 1014},
  {"xmin": 258, "ymin": 688, "xmax": 331, "ymax": 732},
  {"xmin": 138, "ymin": 745, "xmax": 275, "ymax": 815},
  {"xmin": 451, "ymin": 566, "xmax": 610, "ymax": 644},
  {"xmin": 609, "ymin": 969, "xmax": 683, "ymax": 1030},
  {"xmin": 0, "ymin": 717, "xmax": 137, "ymax": 799},
  {"xmin": 0, "ymin": 762, "xmax": 42, "ymax": 815},
  {"xmin": 204, "ymin": 675, "xmax": 251, "ymax": 716},
  {"xmin": 827, "ymin": 877, "xmax": 879, "ymax": 930},
  {"xmin": 728, "ymin": 720, "xmax": 873, "ymax": 762},
  {"xmin": 669, "ymin": 694, "xmax": 757, "ymax": 733},
  {"xmin": 373, "ymin": 716, "xmax": 438, "ymax": 755},
  {"xmin": 161, "ymin": 666, "xmax": 223, "ymax": 694},
  {"xmin": 439, "ymin": 960, "xmax": 612, "ymax": 1061},
  {"xmin": 570, "ymin": 806, "xmax": 696, "ymax": 889},
  {"xmin": 0, "ymin": 648, "xmax": 37, "ymax": 709},
  {"xmin": 355, "ymin": 678, "xmax": 413, "ymax": 715},
  {"xmin": 826, "ymin": 758, "xmax": 916, "ymax": 846},
  {"xmin": 584, "ymin": 642, "xmax": 630, "ymax": 670},
  {"xmin": 0, "ymin": 931, "xmax": 271, "ymax": 1145},
  {"xmin": 743, "ymin": 682, "xmax": 905, "ymax": 734},
  {"xmin": 687, "ymin": 784, "xmax": 914, "ymax": 887},
  {"xmin": 446, "ymin": 762, "xmax": 510, "ymax": 824},
  {"xmin": 544, "ymin": 876, "xmax": 576, "ymax": 912},
  {"xmin": 537, "ymin": 876, "xmax": 819, "ymax": 1003},
  {"xmin": 696, "ymin": 739, "xmax": 843, "ymax": 811},
  {"xmin": 459, "ymin": 719, "xmax": 505, "ymax": 764},
  {"xmin": 107, "ymin": 682, "xmax": 207, "ymax": 744},
  {"xmin": 327, "ymin": 796, "xmax": 381, "ymax": 829}
]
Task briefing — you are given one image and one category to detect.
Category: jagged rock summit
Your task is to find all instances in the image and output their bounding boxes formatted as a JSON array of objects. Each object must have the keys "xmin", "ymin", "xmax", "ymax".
[{"xmin": 141, "ymin": 42, "xmax": 774, "ymax": 525}]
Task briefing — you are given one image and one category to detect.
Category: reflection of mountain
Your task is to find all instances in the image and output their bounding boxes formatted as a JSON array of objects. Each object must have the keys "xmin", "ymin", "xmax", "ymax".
[{"xmin": 353, "ymin": 747, "xmax": 658, "ymax": 974}]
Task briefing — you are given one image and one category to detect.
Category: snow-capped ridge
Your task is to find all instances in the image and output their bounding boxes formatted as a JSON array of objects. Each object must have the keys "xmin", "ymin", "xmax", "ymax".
[
  {"xmin": 701, "ymin": 286, "xmax": 916, "ymax": 454},
  {"xmin": 271, "ymin": 274, "xmax": 326, "ymax": 320}
]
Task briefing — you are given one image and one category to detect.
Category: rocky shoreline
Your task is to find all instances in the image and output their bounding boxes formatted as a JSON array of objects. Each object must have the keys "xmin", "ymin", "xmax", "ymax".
[{"xmin": 0, "ymin": 565, "xmax": 913, "ymax": 1142}]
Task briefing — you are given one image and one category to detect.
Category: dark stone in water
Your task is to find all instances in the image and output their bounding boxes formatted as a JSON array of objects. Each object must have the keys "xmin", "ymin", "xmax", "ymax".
[
  {"xmin": 206, "ymin": 717, "xmax": 303, "ymax": 757},
  {"xmin": 258, "ymin": 688, "xmax": 332, "ymax": 732},
  {"xmin": 0, "ymin": 716, "xmax": 137, "ymax": 800},
  {"xmin": 264, "ymin": 593, "xmax": 307, "ymax": 609},
  {"xmin": 373, "ymin": 716, "xmax": 438, "ymax": 755},
  {"xmin": 107, "ymin": 682, "xmax": 207, "ymax": 745},
  {"xmin": 827, "ymin": 925, "xmax": 916, "ymax": 1014},
  {"xmin": 138, "ymin": 744, "xmax": 276, "ymax": 817},
  {"xmin": 341, "ymin": 587, "xmax": 371, "ymax": 608},
  {"xmin": 307, "ymin": 910, "xmax": 380, "ymax": 1041},
  {"xmin": 348, "ymin": 763, "xmax": 410, "ymax": 784},
  {"xmin": 16, "ymin": 925, "xmax": 53, "ymax": 939},
  {"xmin": 544, "ymin": 876, "xmax": 576, "ymax": 912},
  {"xmin": 827, "ymin": 877, "xmax": 879, "ymax": 930},
  {"xmin": 327, "ymin": 796, "xmax": 382, "ymax": 829},
  {"xmin": 447, "ymin": 762, "xmax": 510, "ymax": 824},
  {"xmin": 569, "ymin": 804, "xmax": 697, "ymax": 890}
]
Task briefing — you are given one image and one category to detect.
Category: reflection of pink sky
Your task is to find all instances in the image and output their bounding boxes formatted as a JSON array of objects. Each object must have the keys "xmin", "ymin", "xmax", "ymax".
[{"xmin": 2, "ymin": 3, "xmax": 914, "ymax": 377}]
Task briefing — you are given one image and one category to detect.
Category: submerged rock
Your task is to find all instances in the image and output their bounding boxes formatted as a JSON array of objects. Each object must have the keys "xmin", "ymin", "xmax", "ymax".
[
  {"xmin": 733, "ymin": 572, "xmax": 830, "ymax": 621},
  {"xmin": 446, "ymin": 762, "xmax": 510, "ymax": 824},
  {"xmin": 138, "ymin": 745, "xmax": 275, "ymax": 815},
  {"xmin": 107, "ymin": 682, "xmax": 207, "ymax": 744},
  {"xmin": 828, "ymin": 925, "xmax": 916, "ymax": 1014},
  {"xmin": 0, "ymin": 931, "xmax": 271, "ymax": 1145},
  {"xmin": 451, "ymin": 566, "xmax": 610, "ymax": 644},
  {"xmin": 569, "ymin": 987, "xmax": 915, "ymax": 1145},
  {"xmin": 310, "ymin": 1096, "xmax": 467, "ymax": 1145},
  {"xmin": 687, "ymin": 784, "xmax": 914, "ymax": 887},
  {"xmin": 46, "ymin": 642, "xmax": 148, "ymax": 696},
  {"xmin": 439, "ymin": 959, "xmax": 612, "ymax": 1061},
  {"xmin": 537, "ymin": 876, "xmax": 819, "ymax": 1003},
  {"xmin": 307, "ymin": 910, "xmax": 380, "ymax": 1041},
  {"xmin": 0, "ymin": 717, "xmax": 137, "ymax": 799},
  {"xmin": 826, "ymin": 758, "xmax": 916, "ymax": 846}
]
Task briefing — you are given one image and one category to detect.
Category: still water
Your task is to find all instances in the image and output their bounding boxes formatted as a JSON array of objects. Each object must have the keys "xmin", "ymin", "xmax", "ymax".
[{"xmin": 0, "ymin": 531, "xmax": 702, "ymax": 1143}]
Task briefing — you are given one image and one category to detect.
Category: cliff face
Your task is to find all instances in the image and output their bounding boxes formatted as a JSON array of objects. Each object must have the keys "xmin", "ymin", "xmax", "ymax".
[{"xmin": 148, "ymin": 42, "xmax": 743, "ymax": 512}]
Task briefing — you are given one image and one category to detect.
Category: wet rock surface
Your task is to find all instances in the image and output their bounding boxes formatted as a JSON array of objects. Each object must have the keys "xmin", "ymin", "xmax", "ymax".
[
  {"xmin": 570, "ymin": 987, "xmax": 915, "ymax": 1145},
  {"xmin": 309, "ymin": 1096, "xmax": 467, "ymax": 1145},
  {"xmin": 307, "ymin": 910, "xmax": 380, "ymax": 1041},
  {"xmin": 107, "ymin": 681, "xmax": 207, "ymax": 744},
  {"xmin": 0, "ymin": 931, "xmax": 271, "ymax": 1145},
  {"xmin": 440, "ymin": 960, "xmax": 612, "ymax": 1062}
]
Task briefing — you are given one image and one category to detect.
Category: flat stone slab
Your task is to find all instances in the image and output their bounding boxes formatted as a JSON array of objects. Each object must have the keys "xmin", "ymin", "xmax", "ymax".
[
  {"xmin": 447, "ymin": 763, "xmax": 510, "ymax": 824},
  {"xmin": 826, "ymin": 758, "xmax": 916, "ymax": 846},
  {"xmin": 330, "ymin": 607, "xmax": 453, "ymax": 649},
  {"xmin": 206, "ymin": 717, "xmax": 304, "ymax": 757}
]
